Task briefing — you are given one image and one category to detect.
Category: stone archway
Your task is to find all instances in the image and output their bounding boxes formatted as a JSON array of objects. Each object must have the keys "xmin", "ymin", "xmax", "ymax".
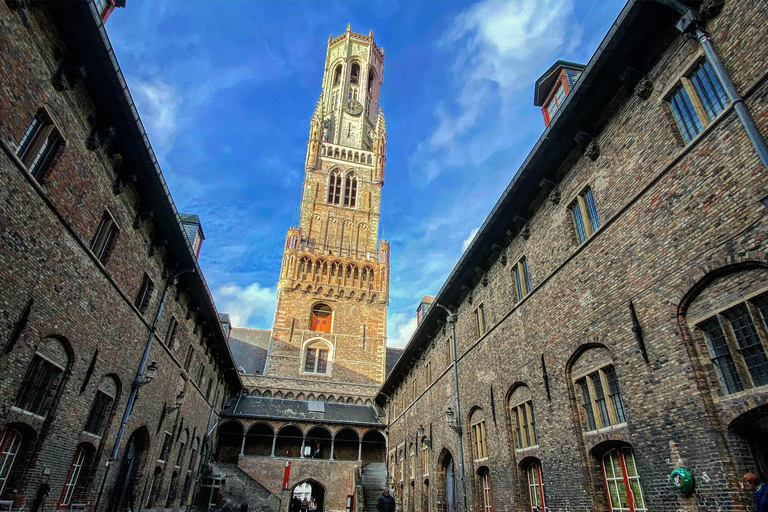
[
  {"xmin": 292, "ymin": 479, "xmax": 326, "ymax": 512},
  {"xmin": 436, "ymin": 449, "xmax": 456, "ymax": 512},
  {"xmin": 731, "ymin": 404, "xmax": 768, "ymax": 480}
]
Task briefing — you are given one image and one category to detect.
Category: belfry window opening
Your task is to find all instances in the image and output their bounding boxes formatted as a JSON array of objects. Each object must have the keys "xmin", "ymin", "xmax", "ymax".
[
  {"xmin": 333, "ymin": 64, "xmax": 342, "ymax": 87},
  {"xmin": 344, "ymin": 173, "xmax": 357, "ymax": 207},
  {"xmin": 328, "ymin": 171, "xmax": 342, "ymax": 205},
  {"xmin": 350, "ymin": 63, "xmax": 360, "ymax": 84}
]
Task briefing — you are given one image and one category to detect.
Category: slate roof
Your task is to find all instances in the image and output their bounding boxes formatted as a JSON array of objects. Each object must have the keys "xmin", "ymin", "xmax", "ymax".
[
  {"xmin": 223, "ymin": 396, "xmax": 383, "ymax": 426},
  {"xmin": 229, "ymin": 327, "xmax": 271, "ymax": 375},
  {"xmin": 386, "ymin": 348, "xmax": 403, "ymax": 377}
]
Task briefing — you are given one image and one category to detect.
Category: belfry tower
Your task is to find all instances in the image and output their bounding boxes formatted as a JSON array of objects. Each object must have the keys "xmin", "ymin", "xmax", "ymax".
[{"xmin": 265, "ymin": 25, "xmax": 389, "ymax": 396}]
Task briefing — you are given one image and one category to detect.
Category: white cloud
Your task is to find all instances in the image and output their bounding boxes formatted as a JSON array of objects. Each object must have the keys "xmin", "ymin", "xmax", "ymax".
[
  {"xmin": 131, "ymin": 79, "xmax": 182, "ymax": 157},
  {"xmin": 215, "ymin": 281, "xmax": 277, "ymax": 329},
  {"xmin": 461, "ymin": 227, "xmax": 480, "ymax": 252},
  {"xmin": 410, "ymin": 0, "xmax": 579, "ymax": 185},
  {"xmin": 388, "ymin": 312, "xmax": 418, "ymax": 349}
]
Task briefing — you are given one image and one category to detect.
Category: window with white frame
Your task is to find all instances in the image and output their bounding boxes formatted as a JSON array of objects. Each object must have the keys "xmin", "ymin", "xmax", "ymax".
[
  {"xmin": 526, "ymin": 462, "xmax": 546, "ymax": 512},
  {"xmin": 602, "ymin": 447, "xmax": 647, "ymax": 512},
  {"xmin": 480, "ymin": 469, "xmax": 493, "ymax": 512},
  {"xmin": 304, "ymin": 342, "xmax": 331, "ymax": 374}
]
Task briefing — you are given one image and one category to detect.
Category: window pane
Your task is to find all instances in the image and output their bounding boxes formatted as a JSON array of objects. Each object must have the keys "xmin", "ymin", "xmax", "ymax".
[
  {"xmin": 522, "ymin": 258, "xmax": 531, "ymax": 292},
  {"xmin": 583, "ymin": 189, "xmax": 600, "ymax": 233},
  {"xmin": 305, "ymin": 349, "xmax": 316, "ymax": 372},
  {"xmin": 514, "ymin": 408, "xmax": 523, "ymax": 448},
  {"xmin": 316, "ymin": 349, "xmax": 328, "ymax": 373},
  {"xmin": 702, "ymin": 319, "xmax": 743, "ymax": 394},
  {"xmin": 690, "ymin": 61, "xmax": 728, "ymax": 121},
  {"xmin": 590, "ymin": 373, "xmax": 611, "ymax": 427},
  {"xmin": 726, "ymin": 306, "xmax": 768, "ymax": 387},
  {"xmin": 571, "ymin": 203, "xmax": 587, "ymax": 244},
  {"xmin": 578, "ymin": 378, "xmax": 596, "ymax": 431},
  {"xmin": 527, "ymin": 402, "xmax": 537, "ymax": 445},
  {"xmin": 514, "ymin": 267, "xmax": 523, "ymax": 301},
  {"xmin": 604, "ymin": 366, "xmax": 626, "ymax": 424},
  {"xmin": 669, "ymin": 86, "xmax": 703, "ymax": 143}
]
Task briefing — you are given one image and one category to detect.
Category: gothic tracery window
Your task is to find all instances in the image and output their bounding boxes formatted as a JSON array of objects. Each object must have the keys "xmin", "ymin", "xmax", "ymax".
[
  {"xmin": 344, "ymin": 173, "xmax": 357, "ymax": 207},
  {"xmin": 328, "ymin": 170, "xmax": 342, "ymax": 205}
]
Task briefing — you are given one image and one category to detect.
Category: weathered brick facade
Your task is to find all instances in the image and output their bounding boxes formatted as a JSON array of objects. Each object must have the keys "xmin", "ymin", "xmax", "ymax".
[
  {"xmin": 378, "ymin": 2, "xmax": 768, "ymax": 512},
  {"xmin": 0, "ymin": 3, "xmax": 241, "ymax": 512}
]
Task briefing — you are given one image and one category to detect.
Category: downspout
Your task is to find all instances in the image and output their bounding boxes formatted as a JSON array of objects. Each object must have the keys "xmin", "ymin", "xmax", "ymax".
[
  {"xmin": 434, "ymin": 304, "xmax": 468, "ymax": 512},
  {"xmin": 94, "ymin": 268, "xmax": 195, "ymax": 512},
  {"xmin": 647, "ymin": 0, "xmax": 768, "ymax": 170}
]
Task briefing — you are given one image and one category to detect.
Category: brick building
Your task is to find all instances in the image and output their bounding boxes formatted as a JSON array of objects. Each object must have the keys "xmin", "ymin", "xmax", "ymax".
[
  {"xmin": 217, "ymin": 25, "xmax": 392, "ymax": 512},
  {"xmin": 377, "ymin": 2, "xmax": 768, "ymax": 512},
  {"xmin": 0, "ymin": 2, "xmax": 241, "ymax": 512}
]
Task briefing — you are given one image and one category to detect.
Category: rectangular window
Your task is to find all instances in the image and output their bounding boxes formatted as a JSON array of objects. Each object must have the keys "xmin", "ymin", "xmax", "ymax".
[
  {"xmin": 512, "ymin": 401, "xmax": 537, "ymax": 449},
  {"xmin": 426, "ymin": 362, "xmax": 432, "ymax": 384},
  {"xmin": 165, "ymin": 317, "xmax": 178, "ymax": 349},
  {"xmin": 305, "ymin": 348, "xmax": 328, "ymax": 374},
  {"xmin": 526, "ymin": 463, "xmax": 546, "ymax": 512},
  {"xmin": 206, "ymin": 378, "xmax": 213, "ymax": 400},
  {"xmin": 668, "ymin": 59, "xmax": 729, "ymax": 144},
  {"xmin": 16, "ymin": 355, "xmax": 63, "ymax": 416},
  {"xmin": 197, "ymin": 365, "xmax": 206, "ymax": 387},
  {"xmin": 570, "ymin": 188, "xmax": 600, "ymax": 244},
  {"xmin": 16, "ymin": 111, "xmax": 63, "ymax": 180},
  {"xmin": 84, "ymin": 391, "xmax": 113, "ymax": 435},
  {"xmin": 474, "ymin": 304, "xmax": 486, "ymax": 339},
  {"xmin": 184, "ymin": 346, "xmax": 194, "ymax": 372},
  {"xmin": 726, "ymin": 306, "xmax": 768, "ymax": 387},
  {"xmin": 481, "ymin": 471, "xmax": 493, "ymax": 512},
  {"xmin": 135, "ymin": 274, "xmax": 155, "ymax": 314},
  {"xmin": 514, "ymin": 257, "xmax": 531, "ymax": 300},
  {"xmin": 90, "ymin": 211, "xmax": 119, "ymax": 265},
  {"xmin": 59, "ymin": 447, "xmax": 85, "ymax": 506},
  {"xmin": 576, "ymin": 366, "xmax": 626, "ymax": 432},
  {"xmin": 422, "ymin": 447, "xmax": 429, "ymax": 476},
  {"xmin": 471, "ymin": 421, "xmax": 487, "ymax": 460},
  {"xmin": 159, "ymin": 432, "xmax": 173, "ymax": 462},
  {"xmin": 702, "ymin": 318, "xmax": 743, "ymax": 394}
]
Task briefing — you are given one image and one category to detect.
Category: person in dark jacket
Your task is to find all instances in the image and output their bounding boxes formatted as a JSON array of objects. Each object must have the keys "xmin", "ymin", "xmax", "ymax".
[
  {"xmin": 377, "ymin": 489, "xmax": 396, "ymax": 512},
  {"xmin": 291, "ymin": 497, "xmax": 302, "ymax": 512},
  {"xmin": 745, "ymin": 472, "xmax": 768, "ymax": 512}
]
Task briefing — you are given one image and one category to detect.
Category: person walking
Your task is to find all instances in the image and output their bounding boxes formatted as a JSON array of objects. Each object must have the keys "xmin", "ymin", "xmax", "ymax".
[
  {"xmin": 377, "ymin": 488, "xmax": 395, "ymax": 512},
  {"xmin": 309, "ymin": 498, "xmax": 318, "ymax": 512},
  {"xmin": 291, "ymin": 497, "xmax": 302, "ymax": 512},
  {"xmin": 301, "ymin": 497, "xmax": 309, "ymax": 512},
  {"xmin": 745, "ymin": 473, "xmax": 768, "ymax": 512}
]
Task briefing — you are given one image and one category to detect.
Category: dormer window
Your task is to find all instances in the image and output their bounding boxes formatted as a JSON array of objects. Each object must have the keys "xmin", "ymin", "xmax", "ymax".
[{"xmin": 534, "ymin": 60, "xmax": 585, "ymax": 127}]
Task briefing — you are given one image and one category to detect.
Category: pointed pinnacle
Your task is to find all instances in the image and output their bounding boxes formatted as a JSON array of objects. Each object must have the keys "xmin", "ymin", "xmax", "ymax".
[{"xmin": 346, "ymin": 23, "xmax": 351, "ymax": 32}]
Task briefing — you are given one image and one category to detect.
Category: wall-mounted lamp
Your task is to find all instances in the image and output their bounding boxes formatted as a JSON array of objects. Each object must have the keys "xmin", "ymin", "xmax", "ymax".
[
  {"xmin": 417, "ymin": 424, "xmax": 431, "ymax": 447},
  {"xmin": 165, "ymin": 390, "xmax": 186, "ymax": 413},
  {"xmin": 137, "ymin": 361, "xmax": 158, "ymax": 388},
  {"xmin": 445, "ymin": 408, "xmax": 462, "ymax": 435}
]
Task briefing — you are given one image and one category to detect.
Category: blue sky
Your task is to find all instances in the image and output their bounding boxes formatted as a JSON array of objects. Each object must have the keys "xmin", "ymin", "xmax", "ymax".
[{"xmin": 107, "ymin": 0, "xmax": 625, "ymax": 347}]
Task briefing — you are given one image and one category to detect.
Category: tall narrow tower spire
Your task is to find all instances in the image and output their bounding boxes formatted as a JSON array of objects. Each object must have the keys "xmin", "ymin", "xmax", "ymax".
[{"xmin": 268, "ymin": 27, "xmax": 389, "ymax": 393}]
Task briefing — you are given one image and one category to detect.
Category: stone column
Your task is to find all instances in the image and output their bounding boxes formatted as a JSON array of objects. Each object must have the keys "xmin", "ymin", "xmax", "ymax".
[
  {"xmin": 271, "ymin": 433, "xmax": 277, "ymax": 457},
  {"xmin": 330, "ymin": 439, "xmax": 335, "ymax": 461},
  {"xmin": 300, "ymin": 436, "xmax": 306, "ymax": 458},
  {"xmin": 357, "ymin": 437, "xmax": 362, "ymax": 462},
  {"xmin": 240, "ymin": 430, "xmax": 247, "ymax": 456}
]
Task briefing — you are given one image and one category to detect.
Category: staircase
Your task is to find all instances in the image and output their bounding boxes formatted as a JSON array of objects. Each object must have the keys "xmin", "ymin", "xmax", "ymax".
[
  {"xmin": 208, "ymin": 461, "xmax": 281, "ymax": 512},
  {"xmin": 360, "ymin": 463, "xmax": 388, "ymax": 512}
]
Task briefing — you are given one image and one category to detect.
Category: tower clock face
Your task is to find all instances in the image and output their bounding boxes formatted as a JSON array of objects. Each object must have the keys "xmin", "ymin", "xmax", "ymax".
[{"xmin": 343, "ymin": 99, "xmax": 364, "ymax": 116}]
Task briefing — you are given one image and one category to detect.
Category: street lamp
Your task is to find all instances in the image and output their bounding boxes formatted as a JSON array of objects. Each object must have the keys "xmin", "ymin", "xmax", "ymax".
[
  {"xmin": 445, "ymin": 408, "xmax": 461, "ymax": 434},
  {"xmin": 417, "ymin": 424, "xmax": 431, "ymax": 447},
  {"xmin": 165, "ymin": 390, "xmax": 186, "ymax": 413},
  {"xmin": 137, "ymin": 361, "xmax": 158, "ymax": 387}
]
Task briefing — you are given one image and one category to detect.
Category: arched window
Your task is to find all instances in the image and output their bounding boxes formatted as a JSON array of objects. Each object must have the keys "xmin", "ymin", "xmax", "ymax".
[
  {"xmin": 315, "ymin": 259, "xmax": 328, "ymax": 278},
  {"xmin": 333, "ymin": 65, "xmax": 342, "ymax": 86},
  {"xmin": 304, "ymin": 341, "xmax": 331, "ymax": 374},
  {"xmin": 570, "ymin": 346, "xmax": 626, "ymax": 432},
  {"xmin": 328, "ymin": 170, "xmax": 342, "ymax": 205},
  {"xmin": 344, "ymin": 173, "xmax": 357, "ymax": 207},
  {"xmin": 0, "ymin": 427, "xmax": 22, "ymax": 494},
  {"xmin": 59, "ymin": 444, "xmax": 93, "ymax": 507},
  {"xmin": 310, "ymin": 303, "xmax": 333, "ymax": 333},
  {"xmin": 368, "ymin": 68, "xmax": 375, "ymax": 93},
  {"xmin": 346, "ymin": 264, "xmax": 359, "ymax": 281},
  {"xmin": 525, "ymin": 461, "xmax": 546, "ymax": 512},
  {"xmin": 16, "ymin": 336, "xmax": 69, "ymax": 416},
  {"xmin": 602, "ymin": 447, "xmax": 647, "ymax": 512},
  {"xmin": 84, "ymin": 375, "xmax": 118, "ymax": 435},
  {"xmin": 362, "ymin": 267, "xmax": 374, "ymax": 282},
  {"xmin": 350, "ymin": 63, "xmax": 360, "ymax": 84},
  {"xmin": 469, "ymin": 409, "xmax": 488, "ymax": 461},
  {"xmin": 331, "ymin": 261, "xmax": 343, "ymax": 278},
  {"xmin": 299, "ymin": 256, "xmax": 312, "ymax": 275},
  {"xmin": 509, "ymin": 385, "xmax": 536, "ymax": 449},
  {"xmin": 479, "ymin": 468, "xmax": 493, "ymax": 512}
]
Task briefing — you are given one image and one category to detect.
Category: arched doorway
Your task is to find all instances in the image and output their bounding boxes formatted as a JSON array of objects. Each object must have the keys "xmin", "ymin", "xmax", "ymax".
[
  {"xmin": 438, "ymin": 450, "xmax": 456, "ymax": 512},
  {"xmin": 361, "ymin": 431, "xmax": 386, "ymax": 464},
  {"xmin": 108, "ymin": 427, "xmax": 149, "ymax": 512},
  {"xmin": 292, "ymin": 479, "xmax": 326, "ymax": 512},
  {"xmin": 732, "ymin": 404, "xmax": 768, "ymax": 480}
]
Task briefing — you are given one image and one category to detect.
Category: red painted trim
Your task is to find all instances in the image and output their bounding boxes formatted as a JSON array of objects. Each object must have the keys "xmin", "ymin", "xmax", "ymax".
[
  {"xmin": 601, "ymin": 454, "xmax": 612, "ymax": 511},
  {"xmin": 617, "ymin": 449, "xmax": 636, "ymax": 512},
  {"xmin": 535, "ymin": 464, "xmax": 546, "ymax": 512}
]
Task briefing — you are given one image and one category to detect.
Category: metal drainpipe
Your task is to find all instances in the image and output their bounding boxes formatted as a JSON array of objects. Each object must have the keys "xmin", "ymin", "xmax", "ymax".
[
  {"xmin": 93, "ymin": 268, "xmax": 195, "ymax": 512},
  {"xmin": 649, "ymin": 0, "xmax": 768, "ymax": 170},
  {"xmin": 434, "ymin": 304, "xmax": 468, "ymax": 512}
]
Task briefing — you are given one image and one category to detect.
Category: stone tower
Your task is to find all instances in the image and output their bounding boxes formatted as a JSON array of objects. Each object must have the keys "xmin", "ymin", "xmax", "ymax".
[{"xmin": 265, "ymin": 25, "xmax": 389, "ymax": 396}]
